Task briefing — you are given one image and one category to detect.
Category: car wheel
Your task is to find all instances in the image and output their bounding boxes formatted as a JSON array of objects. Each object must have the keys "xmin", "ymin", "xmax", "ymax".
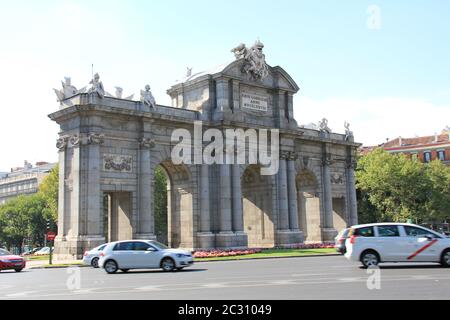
[
  {"xmin": 15, "ymin": 268, "xmax": 23, "ymax": 272},
  {"xmin": 120, "ymin": 269, "xmax": 130, "ymax": 273},
  {"xmin": 440, "ymin": 249, "xmax": 450, "ymax": 267},
  {"xmin": 91, "ymin": 257, "xmax": 99, "ymax": 268},
  {"xmin": 161, "ymin": 257, "xmax": 176, "ymax": 272},
  {"xmin": 104, "ymin": 260, "xmax": 118, "ymax": 274},
  {"xmin": 361, "ymin": 250, "xmax": 380, "ymax": 268}
]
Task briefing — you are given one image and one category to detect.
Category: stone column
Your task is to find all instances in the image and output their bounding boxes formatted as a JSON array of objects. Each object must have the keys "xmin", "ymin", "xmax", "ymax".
[
  {"xmin": 197, "ymin": 163, "xmax": 215, "ymax": 248},
  {"xmin": 216, "ymin": 147, "xmax": 235, "ymax": 248},
  {"xmin": 321, "ymin": 151, "xmax": 337, "ymax": 241},
  {"xmin": 346, "ymin": 158, "xmax": 358, "ymax": 226},
  {"xmin": 287, "ymin": 153, "xmax": 299, "ymax": 231},
  {"xmin": 55, "ymin": 136, "xmax": 69, "ymax": 241},
  {"xmin": 278, "ymin": 153, "xmax": 290, "ymax": 231},
  {"xmin": 137, "ymin": 138, "xmax": 156, "ymax": 239},
  {"xmin": 85, "ymin": 133, "xmax": 104, "ymax": 241},
  {"xmin": 213, "ymin": 78, "xmax": 230, "ymax": 121}
]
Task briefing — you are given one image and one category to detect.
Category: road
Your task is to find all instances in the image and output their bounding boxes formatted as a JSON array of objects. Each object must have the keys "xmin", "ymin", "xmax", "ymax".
[{"xmin": 1, "ymin": 255, "xmax": 450, "ymax": 300}]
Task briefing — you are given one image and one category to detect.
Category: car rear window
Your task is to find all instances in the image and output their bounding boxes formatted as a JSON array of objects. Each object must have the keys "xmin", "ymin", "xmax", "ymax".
[
  {"xmin": 353, "ymin": 226, "xmax": 374, "ymax": 237},
  {"xmin": 113, "ymin": 242, "xmax": 134, "ymax": 251}
]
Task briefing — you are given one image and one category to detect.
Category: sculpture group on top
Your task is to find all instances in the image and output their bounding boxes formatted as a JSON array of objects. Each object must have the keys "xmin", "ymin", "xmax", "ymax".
[
  {"xmin": 231, "ymin": 39, "xmax": 269, "ymax": 81},
  {"xmin": 53, "ymin": 73, "xmax": 156, "ymax": 108}
]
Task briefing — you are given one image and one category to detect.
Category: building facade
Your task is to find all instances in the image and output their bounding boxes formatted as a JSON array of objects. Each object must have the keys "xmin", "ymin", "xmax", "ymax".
[
  {"xmin": 49, "ymin": 42, "xmax": 360, "ymax": 259},
  {"xmin": 0, "ymin": 161, "xmax": 56, "ymax": 205},
  {"xmin": 362, "ymin": 128, "xmax": 450, "ymax": 166}
]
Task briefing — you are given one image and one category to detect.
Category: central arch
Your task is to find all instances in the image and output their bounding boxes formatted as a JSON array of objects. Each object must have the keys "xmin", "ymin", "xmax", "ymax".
[
  {"xmin": 242, "ymin": 164, "xmax": 275, "ymax": 248},
  {"xmin": 153, "ymin": 160, "xmax": 193, "ymax": 248}
]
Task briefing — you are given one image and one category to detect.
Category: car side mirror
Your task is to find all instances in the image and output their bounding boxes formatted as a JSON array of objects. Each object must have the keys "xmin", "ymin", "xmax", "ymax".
[
  {"xmin": 424, "ymin": 235, "xmax": 434, "ymax": 241},
  {"xmin": 146, "ymin": 247, "xmax": 156, "ymax": 252}
]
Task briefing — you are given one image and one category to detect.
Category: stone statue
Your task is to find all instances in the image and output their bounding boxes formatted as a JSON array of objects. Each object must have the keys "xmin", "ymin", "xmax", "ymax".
[
  {"xmin": 318, "ymin": 118, "xmax": 331, "ymax": 133},
  {"xmin": 186, "ymin": 67, "xmax": 193, "ymax": 78},
  {"xmin": 140, "ymin": 85, "xmax": 156, "ymax": 108},
  {"xmin": 53, "ymin": 77, "xmax": 85, "ymax": 102},
  {"xmin": 231, "ymin": 39, "xmax": 269, "ymax": 81},
  {"xmin": 115, "ymin": 87, "xmax": 123, "ymax": 99},
  {"xmin": 231, "ymin": 43, "xmax": 247, "ymax": 59},
  {"xmin": 344, "ymin": 121, "xmax": 354, "ymax": 141},
  {"xmin": 89, "ymin": 73, "xmax": 105, "ymax": 98}
]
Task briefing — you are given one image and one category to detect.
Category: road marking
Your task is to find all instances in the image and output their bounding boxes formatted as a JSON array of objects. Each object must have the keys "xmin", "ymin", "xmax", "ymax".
[
  {"xmin": 202, "ymin": 283, "xmax": 228, "ymax": 288},
  {"xmin": 5, "ymin": 291, "xmax": 37, "ymax": 297},
  {"xmin": 135, "ymin": 286, "xmax": 162, "ymax": 291},
  {"xmin": 269, "ymin": 280, "xmax": 294, "ymax": 285},
  {"xmin": 408, "ymin": 240, "xmax": 438, "ymax": 260}
]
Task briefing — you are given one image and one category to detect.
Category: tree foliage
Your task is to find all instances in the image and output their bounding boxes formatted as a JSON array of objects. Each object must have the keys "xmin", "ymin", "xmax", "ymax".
[
  {"xmin": 0, "ymin": 165, "xmax": 59, "ymax": 250},
  {"xmin": 356, "ymin": 148, "xmax": 450, "ymax": 224}
]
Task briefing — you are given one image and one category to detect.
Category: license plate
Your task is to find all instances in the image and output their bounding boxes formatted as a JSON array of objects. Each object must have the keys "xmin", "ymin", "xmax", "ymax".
[{"xmin": 15, "ymin": 263, "xmax": 22, "ymax": 266}]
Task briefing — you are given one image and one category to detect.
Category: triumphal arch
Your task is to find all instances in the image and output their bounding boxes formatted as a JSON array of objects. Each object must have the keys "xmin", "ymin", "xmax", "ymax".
[{"xmin": 49, "ymin": 40, "xmax": 359, "ymax": 259}]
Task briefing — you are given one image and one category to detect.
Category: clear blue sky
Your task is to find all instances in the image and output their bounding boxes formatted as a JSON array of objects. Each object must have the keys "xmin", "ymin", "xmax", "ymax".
[{"xmin": 0, "ymin": 0, "xmax": 449, "ymax": 171}]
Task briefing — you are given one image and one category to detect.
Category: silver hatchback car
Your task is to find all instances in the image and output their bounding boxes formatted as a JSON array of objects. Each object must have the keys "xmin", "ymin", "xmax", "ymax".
[{"xmin": 98, "ymin": 240, "xmax": 194, "ymax": 274}]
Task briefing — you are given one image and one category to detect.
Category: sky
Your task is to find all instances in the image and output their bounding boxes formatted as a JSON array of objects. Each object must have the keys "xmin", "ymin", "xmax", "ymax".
[{"xmin": 0, "ymin": 0, "xmax": 449, "ymax": 172}]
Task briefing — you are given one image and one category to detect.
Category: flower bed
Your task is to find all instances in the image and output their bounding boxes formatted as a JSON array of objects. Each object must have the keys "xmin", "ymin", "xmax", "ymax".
[
  {"xmin": 192, "ymin": 243, "xmax": 335, "ymax": 258},
  {"xmin": 192, "ymin": 249, "xmax": 262, "ymax": 258}
]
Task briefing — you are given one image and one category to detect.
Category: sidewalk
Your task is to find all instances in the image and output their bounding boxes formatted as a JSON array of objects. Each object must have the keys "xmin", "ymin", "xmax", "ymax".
[{"xmin": 25, "ymin": 259, "xmax": 85, "ymax": 269}]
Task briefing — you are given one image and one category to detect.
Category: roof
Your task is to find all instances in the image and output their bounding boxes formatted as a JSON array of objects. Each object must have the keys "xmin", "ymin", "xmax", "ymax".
[{"xmin": 1, "ymin": 163, "xmax": 57, "ymax": 180}]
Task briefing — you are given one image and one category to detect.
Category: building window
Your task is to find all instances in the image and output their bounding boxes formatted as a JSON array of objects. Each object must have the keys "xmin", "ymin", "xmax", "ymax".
[
  {"xmin": 411, "ymin": 153, "xmax": 418, "ymax": 161},
  {"xmin": 437, "ymin": 150, "xmax": 445, "ymax": 161},
  {"xmin": 424, "ymin": 151, "xmax": 431, "ymax": 162}
]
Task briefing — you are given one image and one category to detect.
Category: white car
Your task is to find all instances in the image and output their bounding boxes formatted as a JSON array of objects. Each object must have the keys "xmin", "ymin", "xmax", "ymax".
[
  {"xmin": 34, "ymin": 247, "xmax": 53, "ymax": 255},
  {"xmin": 345, "ymin": 223, "xmax": 450, "ymax": 268},
  {"xmin": 82, "ymin": 244, "xmax": 107, "ymax": 268},
  {"xmin": 98, "ymin": 240, "xmax": 194, "ymax": 274}
]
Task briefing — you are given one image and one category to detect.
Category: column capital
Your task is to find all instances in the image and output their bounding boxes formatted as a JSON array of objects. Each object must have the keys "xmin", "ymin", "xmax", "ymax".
[
  {"xmin": 56, "ymin": 135, "xmax": 70, "ymax": 151},
  {"xmin": 69, "ymin": 134, "xmax": 81, "ymax": 147},
  {"xmin": 322, "ymin": 153, "xmax": 333, "ymax": 166},
  {"xmin": 346, "ymin": 158, "xmax": 357, "ymax": 169},
  {"xmin": 139, "ymin": 137, "xmax": 155, "ymax": 149}
]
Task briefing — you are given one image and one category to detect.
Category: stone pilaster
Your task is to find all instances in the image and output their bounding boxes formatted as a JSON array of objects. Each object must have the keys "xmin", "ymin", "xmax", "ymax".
[
  {"xmin": 287, "ymin": 152, "xmax": 299, "ymax": 231},
  {"xmin": 321, "ymin": 150, "xmax": 337, "ymax": 241},
  {"xmin": 85, "ymin": 133, "xmax": 104, "ymax": 240},
  {"xmin": 55, "ymin": 136, "xmax": 69, "ymax": 241},
  {"xmin": 346, "ymin": 157, "xmax": 358, "ymax": 226},
  {"xmin": 136, "ymin": 137, "xmax": 157, "ymax": 240},
  {"xmin": 197, "ymin": 163, "xmax": 215, "ymax": 248}
]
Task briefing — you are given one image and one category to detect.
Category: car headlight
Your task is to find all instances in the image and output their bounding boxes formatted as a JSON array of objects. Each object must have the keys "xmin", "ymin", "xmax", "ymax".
[{"xmin": 176, "ymin": 254, "xmax": 191, "ymax": 258}]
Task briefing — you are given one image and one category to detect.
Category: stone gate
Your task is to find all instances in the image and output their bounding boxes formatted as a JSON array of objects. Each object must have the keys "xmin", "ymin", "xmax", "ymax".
[{"xmin": 49, "ymin": 41, "xmax": 359, "ymax": 260}]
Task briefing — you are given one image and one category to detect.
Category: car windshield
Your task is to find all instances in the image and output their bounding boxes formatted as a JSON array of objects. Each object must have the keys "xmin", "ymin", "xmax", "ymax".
[
  {"xmin": 149, "ymin": 241, "xmax": 169, "ymax": 250},
  {"xmin": 0, "ymin": 249, "xmax": 11, "ymax": 256}
]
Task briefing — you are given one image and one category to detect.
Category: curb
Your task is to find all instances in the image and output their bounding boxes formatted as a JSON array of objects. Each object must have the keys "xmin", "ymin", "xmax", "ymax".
[
  {"xmin": 192, "ymin": 253, "xmax": 341, "ymax": 263},
  {"xmin": 27, "ymin": 264, "xmax": 88, "ymax": 270}
]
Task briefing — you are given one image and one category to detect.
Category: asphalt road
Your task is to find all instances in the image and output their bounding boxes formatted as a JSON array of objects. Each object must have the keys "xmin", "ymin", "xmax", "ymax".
[{"xmin": 1, "ymin": 255, "xmax": 450, "ymax": 300}]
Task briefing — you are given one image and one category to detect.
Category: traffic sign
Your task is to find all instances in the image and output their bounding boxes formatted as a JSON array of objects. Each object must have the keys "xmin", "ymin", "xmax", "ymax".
[{"xmin": 47, "ymin": 231, "xmax": 56, "ymax": 241}]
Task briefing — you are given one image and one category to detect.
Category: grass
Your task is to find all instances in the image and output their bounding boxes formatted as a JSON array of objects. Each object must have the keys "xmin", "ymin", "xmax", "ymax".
[
  {"xmin": 194, "ymin": 248, "xmax": 337, "ymax": 261},
  {"xmin": 25, "ymin": 255, "xmax": 51, "ymax": 261},
  {"xmin": 39, "ymin": 262, "xmax": 85, "ymax": 268}
]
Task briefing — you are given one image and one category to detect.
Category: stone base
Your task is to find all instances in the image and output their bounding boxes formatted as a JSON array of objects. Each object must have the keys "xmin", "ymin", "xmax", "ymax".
[
  {"xmin": 215, "ymin": 231, "xmax": 248, "ymax": 249},
  {"xmin": 275, "ymin": 229, "xmax": 305, "ymax": 247},
  {"xmin": 196, "ymin": 232, "xmax": 216, "ymax": 249},
  {"xmin": 134, "ymin": 233, "xmax": 157, "ymax": 240},
  {"xmin": 321, "ymin": 228, "xmax": 338, "ymax": 242},
  {"xmin": 54, "ymin": 235, "xmax": 106, "ymax": 260}
]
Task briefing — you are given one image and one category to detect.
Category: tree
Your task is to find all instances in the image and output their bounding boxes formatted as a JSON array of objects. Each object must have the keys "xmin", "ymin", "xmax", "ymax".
[
  {"xmin": 38, "ymin": 164, "xmax": 59, "ymax": 221},
  {"xmin": 356, "ymin": 148, "xmax": 431, "ymax": 223},
  {"xmin": 154, "ymin": 166, "xmax": 168, "ymax": 244},
  {"xmin": 424, "ymin": 160, "xmax": 450, "ymax": 222},
  {"xmin": 0, "ymin": 196, "xmax": 32, "ymax": 251}
]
